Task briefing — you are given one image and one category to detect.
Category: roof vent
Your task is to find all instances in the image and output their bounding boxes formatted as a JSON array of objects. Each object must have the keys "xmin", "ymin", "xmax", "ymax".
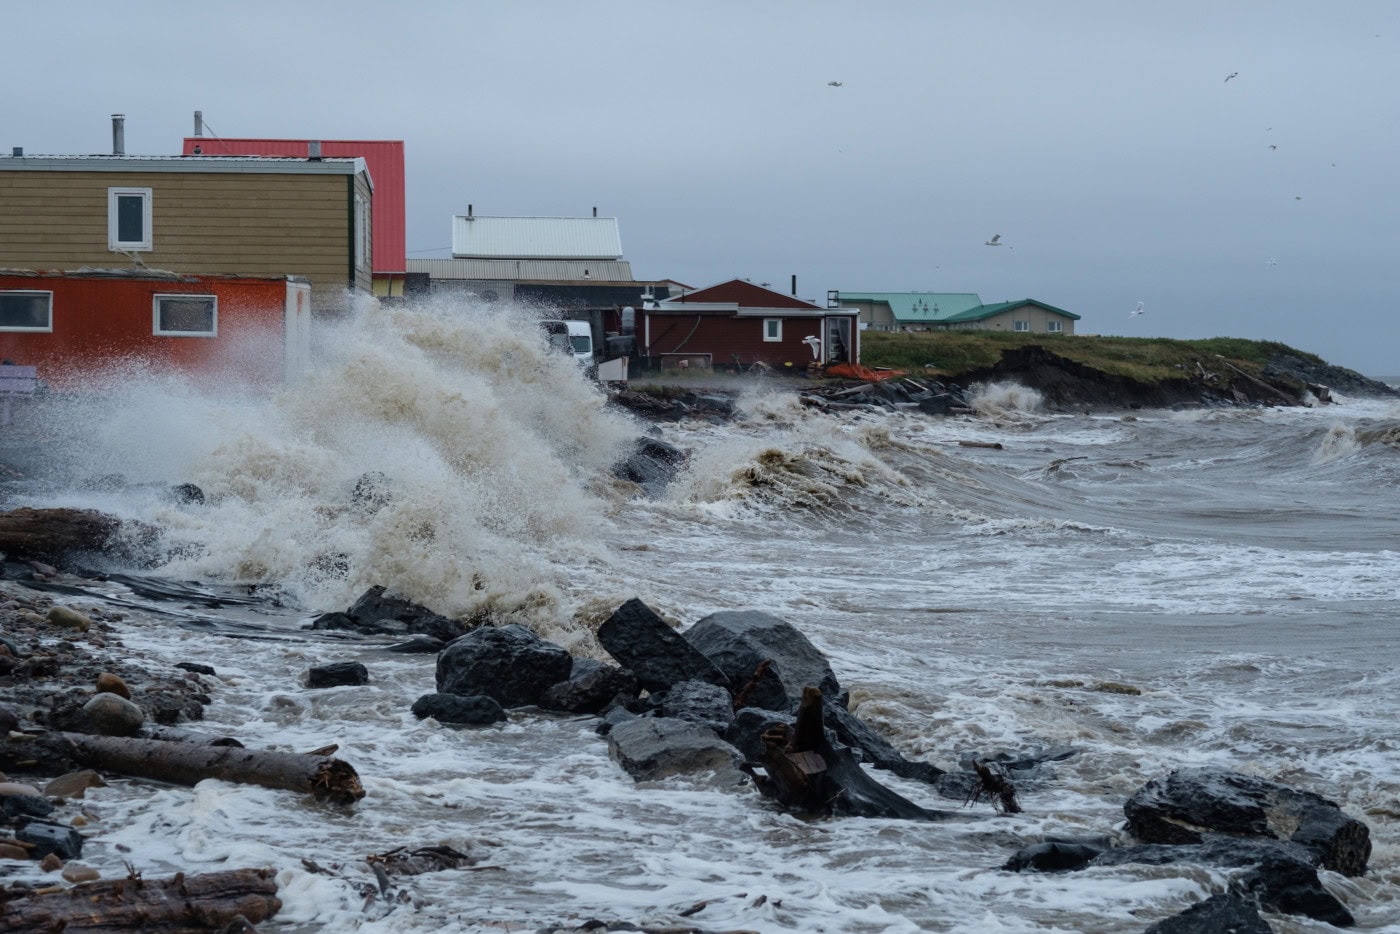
[
  {"xmin": 111, "ymin": 114, "xmax": 125, "ymax": 155},
  {"xmin": 308, "ymin": 140, "xmax": 322, "ymax": 160},
  {"xmin": 10, "ymin": 147, "xmax": 21, "ymax": 157}
]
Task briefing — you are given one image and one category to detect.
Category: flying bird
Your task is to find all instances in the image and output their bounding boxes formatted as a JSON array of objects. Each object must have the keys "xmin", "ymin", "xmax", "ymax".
[
  {"xmin": 1268, "ymin": 144, "xmax": 1277, "ymax": 150},
  {"xmin": 1225, "ymin": 72, "xmax": 1239, "ymax": 82},
  {"xmin": 1266, "ymin": 258, "xmax": 1278, "ymax": 268},
  {"xmin": 984, "ymin": 234, "xmax": 1002, "ymax": 246},
  {"xmin": 828, "ymin": 81, "xmax": 844, "ymax": 87},
  {"xmin": 1131, "ymin": 302, "xmax": 1145, "ymax": 317}
]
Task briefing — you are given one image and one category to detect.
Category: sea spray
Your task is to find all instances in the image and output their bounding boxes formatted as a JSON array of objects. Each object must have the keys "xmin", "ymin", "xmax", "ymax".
[{"xmin": 8, "ymin": 297, "xmax": 640, "ymax": 629}]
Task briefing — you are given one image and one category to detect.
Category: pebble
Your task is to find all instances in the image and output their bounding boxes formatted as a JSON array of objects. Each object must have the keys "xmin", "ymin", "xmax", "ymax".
[
  {"xmin": 40, "ymin": 852, "xmax": 63, "ymax": 872},
  {"xmin": 0, "ymin": 843, "xmax": 28, "ymax": 860},
  {"xmin": 61, "ymin": 864, "xmax": 99, "ymax": 883},
  {"xmin": 82, "ymin": 693, "xmax": 145, "ymax": 736},
  {"xmin": 46, "ymin": 606, "xmax": 91, "ymax": 632},
  {"xmin": 0, "ymin": 782, "xmax": 42, "ymax": 798},
  {"xmin": 95, "ymin": 672, "xmax": 131, "ymax": 699},
  {"xmin": 43, "ymin": 770, "xmax": 106, "ymax": 800}
]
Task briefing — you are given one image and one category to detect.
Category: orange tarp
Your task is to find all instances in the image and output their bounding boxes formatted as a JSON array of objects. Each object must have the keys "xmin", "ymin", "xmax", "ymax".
[{"xmin": 824, "ymin": 362, "xmax": 907, "ymax": 382}]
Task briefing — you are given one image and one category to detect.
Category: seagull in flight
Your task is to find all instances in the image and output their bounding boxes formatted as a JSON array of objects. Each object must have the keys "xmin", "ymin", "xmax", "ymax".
[
  {"xmin": 1225, "ymin": 72, "xmax": 1239, "ymax": 82},
  {"xmin": 1130, "ymin": 301, "xmax": 1145, "ymax": 317},
  {"xmin": 984, "ymin": 234, "xmax": 1002, "ymax": 246},
  {"xmin": 828, "ymin": 80, "xmax": 844, "ymax": 87},
  {"xmin": 1266, "ymin": 257, "xmax": 1278, "ymax": 268},
  {"xmin": 1268, "ymin": 144, "xmax": 1277, "ymax": 150}
]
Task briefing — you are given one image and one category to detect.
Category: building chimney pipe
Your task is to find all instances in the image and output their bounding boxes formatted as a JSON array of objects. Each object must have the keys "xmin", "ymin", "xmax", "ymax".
[
  {"xmin": 111, "ymin": 114, "xmax": 125, "ymax": 155},
  {"xmin": 10, "ymin": 147, "xmax": 21, "ymax": 157},
  {"xmin": 592, "ymin": 206, "xmax": 597, "ymax": 217},
  {"xmin": 194, "ymin": 110, "xmax": 203, "ymax": 137},
  {"xmin": 791, "ymin": 274, "xmax": 797, "ymax": 296},
  {"xmin": 467, "ymin": 204, "xmax": 473, "ymax": 218},
  {"xmin": 308, "ymin": 139, "xmax": 322, "ymax": 159}
]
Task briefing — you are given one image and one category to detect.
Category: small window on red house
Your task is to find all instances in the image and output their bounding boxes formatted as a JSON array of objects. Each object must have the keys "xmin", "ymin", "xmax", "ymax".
[
  {"xmin": 763, "ymin": 318, "xmax": 782, "ymax": 342},
  {"xmin": 153, "ymin": 295, "xmax": 217, "ymax": 337},
  {"xmin": 0, "ymin": 290, "xmax": 53, "ymax": 332}
]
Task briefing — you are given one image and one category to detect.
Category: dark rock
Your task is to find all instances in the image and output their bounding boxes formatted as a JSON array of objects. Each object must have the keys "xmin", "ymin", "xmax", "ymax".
[
  {"xmin": 308, "ymin": 611, "xmax": 390, "ymax": 634},
  {"xmin": 823, "ymin": 699, "xmax": 944, "ymax": 783},
  {"xmin": 16, "ymin": 819, "xmax": 83, "ymax": 860},
  {"xmin": 344, "ymin": 585, "xmax": 473, "ymax": 642},
  {"xmin": 611, "ymin": 437, "xmax": 689, "ymax": 496},
  {"xmin": 411, "ymin": 693, "xmax": 507, "ymax": 725},
  {"xmin": 1236, "ymin": 850, "xmax": 1354, "ymax": 927},
  {"xmin": 658, "ymin": 680, "xmax": 734, "ymax": 732},
  {"xmin": 1001, "ymin": 840, "xmax": 1106, "ymax": 873},
  {"xmin": 175, "ymin": 661, "xmax": 216, "ymax": 676},
  {"xmin": 683, "ymin": 609, "xmax": 839, "ymax": 712},
  {"xmin": 606, "ymin": 717, "xmax": 746, "ymax": 784},
  {"xmin": 594, "ymin": 705, "xmax": 642, "ymax": 737},
  {"xmin": 540, "ymin": 658, "xmax": 640, "ymax": 714},
  {"xmin": 597, "ymin": 599, "xmax": 729, "ymax": 694},
  {"xmin": 1143, "ymin": 893, "xmax": 1274, "ymax": 934},
  {"xmin": 383, "ymin": 635, "xmax": 446, "ymax": 654},
  {"xmin": 0, "ymin": 705, "xmax": 19, "ymax": 733},
  {"xmin": 1124, "ymin": 768, "xmax": 1371, "ymax": 876},
  {"xmin": 82, "ymin": 693, "xmax": 145, "ymax": 736},
  {"xmin": 167, "ymin": 483, "xmax": 205, "ymax": 505},
  {"xmin": 306, "ymin": 662, "xmax": 369, "ymax": 689},
  {"xmin": 435, "ymin": 625, "xmax": 572, "ymax": 708},
  {"xmin": 916, "ymin": 392, "xmax": 967, "ymax": 416},
  {"xmin": 1093, "ymin": 837, "xmax": 1353, "ymax": 925},
  {"xmin": 1, "ymin": 793, "xmax": 55, "ymax": 822}
]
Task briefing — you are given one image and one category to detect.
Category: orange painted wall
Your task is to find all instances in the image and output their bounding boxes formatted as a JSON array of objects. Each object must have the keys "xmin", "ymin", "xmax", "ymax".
[{"xmin": 0, "ymin": 273, "xmax": 289, "ymax": 390}]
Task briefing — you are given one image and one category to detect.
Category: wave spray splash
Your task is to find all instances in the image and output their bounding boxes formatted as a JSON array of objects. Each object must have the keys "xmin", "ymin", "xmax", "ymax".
[{"xmin": 15, "ymin": 298, "xmax": 640, "ymax": 628}]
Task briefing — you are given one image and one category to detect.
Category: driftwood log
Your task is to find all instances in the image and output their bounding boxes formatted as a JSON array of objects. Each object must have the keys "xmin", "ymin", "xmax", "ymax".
[
  {"xmin": 0, "ymin": 868, "xmax": 279, "ymax": 932},
  {"xmin": 0, "ymin": 733, "xmax": 364, "ymax": 805},
  {"xmin": 0, "ymin": 507, "xmax": 153, "ymax": 566}
]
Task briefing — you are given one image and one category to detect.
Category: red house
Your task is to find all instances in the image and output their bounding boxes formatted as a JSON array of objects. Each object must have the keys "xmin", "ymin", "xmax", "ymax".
[
  {"xmin": 0, "ymin": 269, "xmax": 312, "ymax": 389},
  {"xmin": 642, "ymin": 279, "xmax": 859, "ymax": 372},
  {"xmin": 181, "ymin": 136, "xmax": 406, "ymax": 297}
]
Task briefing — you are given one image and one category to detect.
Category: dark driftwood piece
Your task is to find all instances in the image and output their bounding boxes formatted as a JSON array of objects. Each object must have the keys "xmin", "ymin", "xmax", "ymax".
[
  {"xmin": 0, "ymin": 507, "xmax": 138, "ymax": 564},
  {"xmin": 0, "ymin": 868, "xmax": 279, "ymax": 932},
  {"xmin": 0, "ymin": 733, "xmax": 364, "ymax": 805},
  {"xmin": 969, "ymin": 759, "xmax": 1022, "ymax": 814}
]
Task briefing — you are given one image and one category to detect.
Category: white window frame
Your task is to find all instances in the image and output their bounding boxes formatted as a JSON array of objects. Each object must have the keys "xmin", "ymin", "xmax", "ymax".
[
  {"xmin": 1012, "ymin": 319, "xmax": 1030, "ymax": 332},
  {"xmin": 1047, "ymin": 320, "xmax": 1064, "ymax": 333},
  {"xmin": 354, "ymin": 191, "xmax": 370, "ymax": 268},
  {"xmin": 763, "ymin": 318, "xmax": 783, "ymax": 342},
  {"xmin": 0, "ymin": 290, "xmax": 54, "ymax": 332},
  {"xmin": 108, "ymin": 187, "xmax": 153, "ymax": 252},
  {"xmin": 153, "ymin": 294, "xmax": 218, "ymax": 337}
]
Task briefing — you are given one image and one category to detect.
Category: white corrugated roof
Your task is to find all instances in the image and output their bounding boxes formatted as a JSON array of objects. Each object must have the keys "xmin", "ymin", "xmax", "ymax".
[
  {"xmin": 408, "ymin": 258, "xmax": 634, "ymax": 281},
  {"xmin": 451, "ymin": 215, "xmax": 624, "ymax": 260}
]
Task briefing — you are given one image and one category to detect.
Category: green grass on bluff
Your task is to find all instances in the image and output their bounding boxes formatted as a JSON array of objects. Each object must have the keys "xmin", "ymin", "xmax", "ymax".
[{"xmin": 860, "ymin": 331, "xmax": 1321, "ymax": 383}]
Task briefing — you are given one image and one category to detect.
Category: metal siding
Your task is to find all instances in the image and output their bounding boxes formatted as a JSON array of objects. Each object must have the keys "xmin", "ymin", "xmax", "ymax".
[
  {"xmin": 451, "ymin": 216, "xmax": 624, "ymax": 260},
  {"xmin": 673, "ymin": 279, "xmax": 825, "ymax": 311},
  {"xmin": 0, "ymin": 272, "xmax": 288, "ymax": 388},
  {"xmin": 644, "ymin": 313, "xmax": 826, "ymax": 368},
  {"xmin": 407, "ymin": 258, "xmax": 634, "ymax": 280},
  {"xmin": 181, "ymin": 138, "xmax": 407, "ymax": 274}
]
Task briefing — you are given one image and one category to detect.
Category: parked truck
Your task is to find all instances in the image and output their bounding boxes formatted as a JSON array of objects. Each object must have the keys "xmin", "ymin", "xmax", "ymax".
[{"xmin": 538, "ymin": 319, "xmax": 596, "ymax": 374}]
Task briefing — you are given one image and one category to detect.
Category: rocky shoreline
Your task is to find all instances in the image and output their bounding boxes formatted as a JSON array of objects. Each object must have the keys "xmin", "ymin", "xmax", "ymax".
[{"xmin": 0, "ymin": 579, "xmax": 1378, "ymax": 932}]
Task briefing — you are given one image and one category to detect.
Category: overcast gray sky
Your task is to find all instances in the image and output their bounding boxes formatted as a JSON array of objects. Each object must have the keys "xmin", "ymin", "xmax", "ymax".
[{"xmin": 10, "ymin": 1, "xmax": 1399, "ymax": 376}]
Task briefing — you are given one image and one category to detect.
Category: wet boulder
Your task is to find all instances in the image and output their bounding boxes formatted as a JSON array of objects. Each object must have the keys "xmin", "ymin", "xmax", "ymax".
[
  {"xmin": 1143, "ymin": 894, "xmax": 1274, "ymax": 934},
  {"xmin": 658, "ymin": 680, "xmax": 734, "ymax": 733},
  {"xmin": 683, "ymin": 609, "xmax": 840, "ymax": 712},
  {"xmin": 539, "ymin": 658, "xmax": 640, "ymax": 714},
  {"xmin": 436, "ymin": 625, "xmax": 573, "ymax": 709},
  {"xmin": 341, "ymin": 585, "xmax": 473, "ymax": 642},
  {"xmin": 606, "ymin": 717, "xmax": 746, "ymax": 785},
  {"xmin": 1124, "ymin": 768, "xmax": 1371, "ymax": 876},
  {"xmin": 82, "ymin": 693, "xmax": 144, "ymax": 736},
  {"xmin": 597, "ymin": 599, "xmax": 730, "ymax": 694},
  {"xmin": 612, "ymin": 437, "xmax": 688, "ymax": 496},
  {"xmin": 411, "ymin": 693, "xmax": 507, "ymax": 725},
  {"xmin": 1001, "ymin": 840, "xmax": 1106, "ymax": 873},
  {"xmin": 306, "ymin": 662, "xmax": 369, "ymax": 689}
]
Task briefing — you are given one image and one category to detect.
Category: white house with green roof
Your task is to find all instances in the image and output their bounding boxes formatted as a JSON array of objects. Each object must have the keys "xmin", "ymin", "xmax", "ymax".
[{"xmin": 832, "ymin": 291, "xmax": 1079, "ymax": 335}]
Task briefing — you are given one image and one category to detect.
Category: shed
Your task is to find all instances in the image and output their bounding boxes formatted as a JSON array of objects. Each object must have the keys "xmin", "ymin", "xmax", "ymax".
[
  {"xmin": 644, "ymin": 279, "xmax": 859, "ymax": 371},
  {"xmin": 0, "ymin": 268, "xmax": 312, "ymax": 389}
]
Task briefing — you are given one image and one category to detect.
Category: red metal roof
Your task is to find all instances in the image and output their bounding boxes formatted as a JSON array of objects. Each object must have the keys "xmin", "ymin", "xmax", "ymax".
[
  {"xmin": 677, "ymin": 279, "xmax": 825, "ymax": 310},
  {"xmin": 180, "ymin": 138, "xmax": 406, "ymax": 275}
]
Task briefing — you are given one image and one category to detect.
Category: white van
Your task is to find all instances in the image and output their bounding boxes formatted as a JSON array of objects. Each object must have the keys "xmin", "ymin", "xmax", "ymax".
[{"xmin": 538, "ymin": 319, "xmax": 595, "ymax": 370}]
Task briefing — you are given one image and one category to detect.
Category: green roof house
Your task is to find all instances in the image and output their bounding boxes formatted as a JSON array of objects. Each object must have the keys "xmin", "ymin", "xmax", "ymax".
[{"xmin": 832, "ymin": 292, "xmax": 1079, "ymax": 335}]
